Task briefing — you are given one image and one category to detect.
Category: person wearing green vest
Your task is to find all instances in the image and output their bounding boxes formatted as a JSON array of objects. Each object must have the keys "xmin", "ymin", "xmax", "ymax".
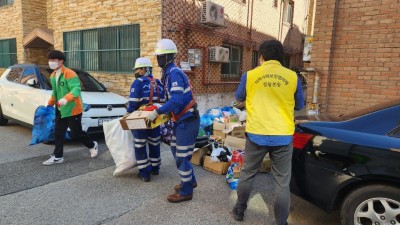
[
  {"xmin": 43, "ymin": 50, "xmax": 98, "ymax": 165},
  {"xmin": 232, "ymin": 40, "xmax": 304, "ymax": 225}
]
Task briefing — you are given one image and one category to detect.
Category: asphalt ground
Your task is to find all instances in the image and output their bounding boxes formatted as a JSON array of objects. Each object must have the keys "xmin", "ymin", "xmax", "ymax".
[{"xmin": 0, "ymin": 121, "xmax": 340, "ymax": 225}]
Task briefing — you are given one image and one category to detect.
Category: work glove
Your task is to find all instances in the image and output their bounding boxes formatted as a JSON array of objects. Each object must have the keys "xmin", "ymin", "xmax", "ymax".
[
  {"xmin": 146, "ymin": 109, "xmax": 158, "ymax": 122},
  {"xmin": 57, "ymin": 98, "xmax": 67, "ymax": 107}
]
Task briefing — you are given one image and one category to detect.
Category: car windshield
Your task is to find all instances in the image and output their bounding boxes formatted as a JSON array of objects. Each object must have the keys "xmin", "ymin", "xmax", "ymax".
[
  {"xmin": 339, "ymin": 98, "xmax": 400, "ymax": 120},
  {"xmin": 39, "ymin": 68, "xmax": 106, "ymax": 92}
]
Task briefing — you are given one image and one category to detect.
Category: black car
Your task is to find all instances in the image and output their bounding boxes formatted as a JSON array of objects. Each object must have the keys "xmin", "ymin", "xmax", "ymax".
[{"xmin": 291, "ymin": 98, "xmax": 400, "ymax": 225}]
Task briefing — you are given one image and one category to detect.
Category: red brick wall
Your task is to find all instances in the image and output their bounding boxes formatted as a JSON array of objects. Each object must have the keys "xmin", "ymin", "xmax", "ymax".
[
  {"xmin": 310, "ymin": 0, "xmax": 400, "ymax": 114},
  {"xmin": 161, "ymin": 0, "xmax": 306, "ymax": 94}
]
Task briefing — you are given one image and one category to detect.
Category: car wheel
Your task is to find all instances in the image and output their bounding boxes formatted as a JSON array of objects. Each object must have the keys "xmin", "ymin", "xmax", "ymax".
[
  {"xmin": 340, "ymin": 184, "xmax": 400, "ymax": 225},
  {"xmin": 0, "ymin": 104, "xmax": 9, "ymax": 126}
]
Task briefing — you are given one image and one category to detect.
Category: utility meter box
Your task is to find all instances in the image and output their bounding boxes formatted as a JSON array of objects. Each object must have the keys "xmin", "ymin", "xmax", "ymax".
[{"xmin": 188, "ymin": 49, "xmax": 202, "ymax": 67}]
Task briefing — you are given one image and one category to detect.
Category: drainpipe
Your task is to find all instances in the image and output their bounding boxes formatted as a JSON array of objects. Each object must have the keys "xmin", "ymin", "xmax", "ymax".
[
  {"xmin": 305, "ymin": 67, "xmax": 319, "ymax": 115},
  {"xmin": 324, "ymin": 0, "xmax": 339, "ymax": 112}
]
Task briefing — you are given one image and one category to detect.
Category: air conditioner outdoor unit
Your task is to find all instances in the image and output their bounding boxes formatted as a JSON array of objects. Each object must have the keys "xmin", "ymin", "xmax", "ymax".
[
  {"xmin": 209, "ymin": 46, "xmax": 229, "ymax": 63},
  {"xmin": 200, "ymin": 1, "xmax": 225, "ymax": 27}
]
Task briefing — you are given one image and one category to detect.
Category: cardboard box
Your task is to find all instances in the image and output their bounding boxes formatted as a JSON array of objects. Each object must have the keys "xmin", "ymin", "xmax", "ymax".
[
  {"xmin": 191, "ymin": 144, "xmax": 211, "ymax": 166},
  {"xmin": 120, "ymin": 111, "xmax": 170, "ymax": 130},
  {"xmin": 203, "ymin": 156, "xmax": 230, "ymax": 175},
  {"xmin": 224, "ymin": 135, "xmax": 247, "ymax": 150},
  {"xmin": 223, "ymin": 123, "xmax": 246, "ymax": 138},
  {"xmin": 259, "ymin": 155, "xmax": 272, "ymax": 173},
  {"xmin": 213, "ymin": 121, "xmax": 227, "ymax": 139}
]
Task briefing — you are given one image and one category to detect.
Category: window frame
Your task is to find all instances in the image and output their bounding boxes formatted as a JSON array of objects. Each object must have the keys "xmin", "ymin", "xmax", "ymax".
[
  {"xmin": 252, "ymin": 51, "xmax": 259, "ymax": 69},
  {"xmin": 283, "ymin": 0, "xmax": 294, "ymax": 25},
  {"xmin": 0, "ymin": 38, "xmax": 17, "ymax": 68},
  {"xmin": 63, "ymin": 24, "xmax": 140, "ymax": 73},
  {"xmin": 0, "ymin": 0, "xmax": 13, "ymax": 7},
  {"xmin": 221, "ymin": 44, "xmax": 242, "ymax": 80}
]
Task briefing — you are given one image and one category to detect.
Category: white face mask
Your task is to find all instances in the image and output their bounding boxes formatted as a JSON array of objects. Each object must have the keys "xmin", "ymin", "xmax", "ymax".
[{"xmin": 48, "ymin": 61, "xmax": 60, "ymax": 70}]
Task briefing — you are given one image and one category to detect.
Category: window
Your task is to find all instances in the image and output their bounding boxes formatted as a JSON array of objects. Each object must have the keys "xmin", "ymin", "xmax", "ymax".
[
  {"xmin": 6, "ymin": 67, "xmax": 22, "ymax": 83},
  {"xmin": 0, "ymin": 38, "xmax": 17, "ymax": 68},
  {"xmin": 63, "ymin": 24, "xmax": 140, "ymax": 73},
  {"xmin": 221, "ymin": 44, "xmax": 242, "ymax": 79},
  {"xmin": 0, "ymin": 0, "xmax": 13, "ymax": 7},
  {"xmin": 283, "ymin": 1, "xmax": 294, "ymax": 25},
  {"xmin": 252, "ymin": 51, "xmax": 259, "ymax": 69}
]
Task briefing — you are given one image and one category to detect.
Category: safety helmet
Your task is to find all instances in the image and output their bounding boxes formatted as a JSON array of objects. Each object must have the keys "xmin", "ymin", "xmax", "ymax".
[
  {"xmin": 134, "ymin": 57, "xmax": 153, "ymax": 69},
  {"xmin": 155, "ymin": 39, "xmax": 178, "ymax": 55}
]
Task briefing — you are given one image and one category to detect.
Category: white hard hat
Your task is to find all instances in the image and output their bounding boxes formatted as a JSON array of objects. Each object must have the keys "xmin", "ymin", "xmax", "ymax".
[
  {"xmin": 134, "ymin": 57, "xmax": 153, "ymax": 69},
  {"xmin": 155, "ymin": 39, "xmax": 178, "ymax": 55}
]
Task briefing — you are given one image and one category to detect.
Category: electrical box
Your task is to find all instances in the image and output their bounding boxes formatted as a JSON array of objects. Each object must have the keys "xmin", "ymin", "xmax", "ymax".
[
  {"xmin": 209, "ymin": 46, "xmax": 229, "ymax": 63},
  {"xmin": 188, "ymin": 49, "xmax": 202, "ymax": 67}
]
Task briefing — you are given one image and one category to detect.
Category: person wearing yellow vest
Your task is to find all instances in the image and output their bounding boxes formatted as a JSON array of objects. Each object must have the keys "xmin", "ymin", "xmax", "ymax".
[
  {"xmin": 43, "ymin": 50, "xmax": 98, "ymax": 165},
  {"xmin": 232, "ymin": 40, "xmax": 304, "ymax": 225}
]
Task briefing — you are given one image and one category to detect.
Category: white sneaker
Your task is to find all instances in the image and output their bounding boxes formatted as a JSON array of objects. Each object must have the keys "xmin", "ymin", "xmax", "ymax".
[
  {"xmin": 43, "ymin": 155, "xmax": 64, "ymax": 165},
  {"xmin": 90, "ymin": 141, "xmax": 98, "ymax": 158}
]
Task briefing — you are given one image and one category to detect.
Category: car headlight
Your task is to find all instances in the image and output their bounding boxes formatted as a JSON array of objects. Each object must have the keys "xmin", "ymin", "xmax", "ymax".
[{"xmin": 83, "ymin": 103, "xmax": 91, "ymax": 112}]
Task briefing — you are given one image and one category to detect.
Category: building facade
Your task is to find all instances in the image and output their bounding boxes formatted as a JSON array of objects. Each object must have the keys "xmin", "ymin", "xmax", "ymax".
[
  {"xmin": 0, "ymin": 0, "xmax": 310, "ymax": 112},
  {"xmin": 307, "ymin": 0, "xmax": 400, "ymax": 114}
]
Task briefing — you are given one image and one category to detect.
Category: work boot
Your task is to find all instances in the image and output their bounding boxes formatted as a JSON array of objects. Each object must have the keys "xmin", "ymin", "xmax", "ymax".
[
  {"xmin": 138, "ymin": 173, "xmax": 150, "ymax": 182},
  {"xmin": 167, "ymin": 193, "xmax": 192, "ymax": 203},
  {"xmin": 174, "ymin": 182, "xmax": 197, "ymax": 192},
  {"xmin": 232, "ymin": 206, "xmax": 244, "ymax": 221},
  {"xmin": 151, "ymin": 170, "xmax": 159, "ymax": 175}
]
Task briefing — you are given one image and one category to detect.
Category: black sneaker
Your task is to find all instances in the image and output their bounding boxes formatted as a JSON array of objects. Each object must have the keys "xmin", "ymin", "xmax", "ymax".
[
  {"xmin": 232, "ymin": 207, "xmax": 244, "ymax": 221},
  {"xmin": 151, "ymin": 171, "xmax": 159, "ymax": 175}
]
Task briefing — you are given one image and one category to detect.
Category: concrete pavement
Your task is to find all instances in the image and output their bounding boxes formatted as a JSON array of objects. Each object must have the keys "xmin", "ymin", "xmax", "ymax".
[{"xmin": 0, "ymin": 122, "xmax": 340, "ymax": 225}]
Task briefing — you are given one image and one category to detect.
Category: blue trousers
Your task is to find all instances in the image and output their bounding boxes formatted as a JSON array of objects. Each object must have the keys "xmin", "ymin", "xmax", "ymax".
[
  {"xmin": 171, "ymin": 117, "xmax": 200, "ymax": 196},
  {"xmin": 132, "ymin": 127, "xmax": 161, "ymax": 179}
]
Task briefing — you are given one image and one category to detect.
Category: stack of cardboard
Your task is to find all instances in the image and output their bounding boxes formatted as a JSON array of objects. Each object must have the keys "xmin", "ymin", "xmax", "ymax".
[{"xmin": 203, "ymin": 156, "xmax": 230, "ymax": 175}]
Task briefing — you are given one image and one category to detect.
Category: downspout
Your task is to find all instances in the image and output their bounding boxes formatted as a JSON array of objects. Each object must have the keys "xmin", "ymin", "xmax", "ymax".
[
  {"xmin": 249, "ymin": 0, "xmax": 254, "ymax": 40},
  {"xmin": 324, "ymin": 0, "xmax": 339, "ymax": 112}
]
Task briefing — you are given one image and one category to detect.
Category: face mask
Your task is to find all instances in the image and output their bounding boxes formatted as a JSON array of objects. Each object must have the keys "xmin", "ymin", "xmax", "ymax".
[
  {"xmin": 49, "ymin": 61, "xmax": 60, "ymax": 70},
  {"xmin": 157, "ymin": 55, "xmax": 167, "ymax": 68}
]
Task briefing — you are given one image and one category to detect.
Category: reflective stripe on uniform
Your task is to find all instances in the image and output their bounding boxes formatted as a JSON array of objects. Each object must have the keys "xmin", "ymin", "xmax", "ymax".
[
  {"xmin": 148, "ymin": 140, "xmax": 160, "ymax": 146},
  {"xmin": 135, "ymin": 143, "xmax": 146, "ymax": 148},
  {"xmin": 135, "ymin": 138, "xmax": 146, "ymax": 142},
  {"xmin": 176, "ymin": 151, "xmax": 193, "ymax": 158},
  {"xmin": 148, "ymin": 137, "xmax": 160, "ymax": 141},
  {"xmin": 137, "ymin": 159, "xmax": 149, "ymax": 164},
  {"xmin": 181, "ymin": 176, "xmax": 192, "ymax": 182},
  {"xmin": 184, "ymin": 87, "xmax": 191, "ymax": 93},
  {"xmin": 171, "ymin": 87, "xmax": 184, "ymax": 92},
  {"xmin": 149, "ymin": 157, "xmax": 161, "ymax": 162},
  {"xmin": 137, "ymin": 162, "xmax": 151, "ymax": 169},
  {"xmin": 176, "ymin": 144, "xmax": 195, "ymax": 150},
  {"xmin": 129, "ymin": 98, "xmax": 142, "ymax": 102},
  {"xmin": 178, "ymin": 169, "xmax": 192, "ymax": 176}
]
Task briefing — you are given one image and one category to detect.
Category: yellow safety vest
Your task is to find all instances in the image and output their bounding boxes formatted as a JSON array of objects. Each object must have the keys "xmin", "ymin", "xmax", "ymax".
[{"xmin": 245, "ymin": 60, "xmax": 298, "ymax": 135}]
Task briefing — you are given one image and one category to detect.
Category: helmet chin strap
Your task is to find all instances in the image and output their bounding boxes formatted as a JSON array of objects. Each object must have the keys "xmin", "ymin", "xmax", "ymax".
[{"xmin": 162, "ymin": 54, "xmax": 176, "ymax": 70}]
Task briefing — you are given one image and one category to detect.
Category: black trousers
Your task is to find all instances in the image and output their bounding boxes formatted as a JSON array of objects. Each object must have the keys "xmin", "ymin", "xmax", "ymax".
[{"xmin": 53, "ymin": 109, "xmax": 94, "ymax": 158}]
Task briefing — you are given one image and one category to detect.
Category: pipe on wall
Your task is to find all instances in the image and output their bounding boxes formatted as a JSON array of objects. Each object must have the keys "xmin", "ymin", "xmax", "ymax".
[{"xmin": 325, "ymin": 0, "xmax": 340, "ymax": 112}]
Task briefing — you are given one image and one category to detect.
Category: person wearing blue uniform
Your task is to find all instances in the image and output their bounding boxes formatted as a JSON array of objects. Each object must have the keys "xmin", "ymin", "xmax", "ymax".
[
  {"xmin": 127, "ymin": 57, "xmax": 166, "ymax": 182},
  {"xmin": 146, "ymin": 39, "xmax": 200, "ymax": 203}
]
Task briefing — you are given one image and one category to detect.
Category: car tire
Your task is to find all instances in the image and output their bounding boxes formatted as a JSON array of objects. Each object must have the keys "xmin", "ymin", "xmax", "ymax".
[
  {"xmin": 0, "ymin": 104, "xmax": 9, "ymax": 126},
  {"xmin": 340, "ymin": 184, "xmax": 400, "ymax": 225}
]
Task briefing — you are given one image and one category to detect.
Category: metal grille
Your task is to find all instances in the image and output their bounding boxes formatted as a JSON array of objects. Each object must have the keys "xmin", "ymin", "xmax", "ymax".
[
  {"xmin": 63, "ymin": 24, "xmax": 140, "ymax": 73},
  {"xmin": 0, "ymin": 38, "xmax": 17, "ymax": 68}
]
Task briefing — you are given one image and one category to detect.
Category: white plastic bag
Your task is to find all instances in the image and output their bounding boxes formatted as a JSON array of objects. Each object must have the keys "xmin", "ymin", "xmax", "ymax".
[{"xmin": 103, "ymin": 119, "xmax": 136, "ymax": 176}]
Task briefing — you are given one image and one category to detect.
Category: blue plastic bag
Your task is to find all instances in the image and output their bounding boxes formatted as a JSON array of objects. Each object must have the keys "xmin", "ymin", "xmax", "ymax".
[
  {"xmin": 226, "ymin": 162, "xmax": 240, "ymax": 190},
  {"xmin": 30, "ymin": 106, "xmax": 56, "ymax": 145}
]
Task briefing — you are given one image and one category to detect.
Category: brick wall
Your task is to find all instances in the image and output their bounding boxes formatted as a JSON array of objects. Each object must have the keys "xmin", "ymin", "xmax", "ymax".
[
  {"xmin": 162, "ymin": 0, "xmax": 308, "ymax": 110},
  {"xmin": 45, "ymin": 0, "xmax": 162, "ymax": 96},
  {"xmin": 0, "ymin": 0, "xmax": 25, "ymax": 64},
  {"xmin": 310, "ymin": 0, "xmax": 400, "ymax": 114}
]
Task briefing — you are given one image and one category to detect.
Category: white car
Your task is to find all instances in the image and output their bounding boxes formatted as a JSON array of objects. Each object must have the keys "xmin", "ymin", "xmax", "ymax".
[{"xmin": 0, "ymin": 64, "xmax": 128, "ymax": 132}]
